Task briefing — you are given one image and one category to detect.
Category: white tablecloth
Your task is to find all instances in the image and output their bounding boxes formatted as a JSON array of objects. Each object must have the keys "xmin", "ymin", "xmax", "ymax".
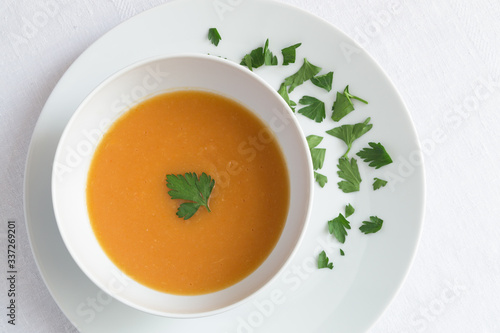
[{"xmin": 1, "ymin": 0, "xmax": 499, "ymax": 332}]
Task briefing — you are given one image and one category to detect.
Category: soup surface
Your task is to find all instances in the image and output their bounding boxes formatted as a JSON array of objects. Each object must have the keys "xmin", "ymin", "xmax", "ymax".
[{"xmin": 86, "ymin": 90, "xmax": 290, "ymax": 295}]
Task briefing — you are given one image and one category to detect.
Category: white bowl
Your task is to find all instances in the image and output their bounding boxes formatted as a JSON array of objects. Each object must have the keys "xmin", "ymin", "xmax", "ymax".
[{"xmin": 51, "ymin": 54, "xmax": 313, "ymax": 318}]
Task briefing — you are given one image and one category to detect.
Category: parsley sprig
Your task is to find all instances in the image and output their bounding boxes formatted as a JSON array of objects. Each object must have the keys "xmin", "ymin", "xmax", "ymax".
[
  {"xmin": 332, "ymin": 85, "xmax": 368, "ymax": 122},
  {"xmin": 166, "ymin": 172, "xmax": 215, "ymax": 220},
  {"xmin": 281, "ymin": 43, "xmax": 301, "ymax": 65},
  {"xmin": 208, "ymin": 28, "xmax": 222, "ymax": 46},
  {"xmin": 328, "ymin": 213, "xmax": 351, "ymax": 244},
  {"xmin": 318, "ymin": 250, "xmax": 333, "ymax": 269},
  {"xmin": 373, "ymin": 178, "xmax": 388, "ymax": 190},
  {"xmin": 359, "ymin": 216, "xmax": 383, "ymax": 234},
  {"xmin": 326, "ymin": 117, "xmax": 373, "ymax": 158},
  {"xmin": 356, "ymin": 142, "xmax": 393, "ymax": 169},
  {"xmin": 298, "ymin": 96, "xmax": 326, "ymax": 123},
  {"xmin": 337, "ymin": 157, "xmax": 362, "ymax": 193},
  {"xmin": 283, "ymin": 58, "xmax": 322, "ymax": 93}
]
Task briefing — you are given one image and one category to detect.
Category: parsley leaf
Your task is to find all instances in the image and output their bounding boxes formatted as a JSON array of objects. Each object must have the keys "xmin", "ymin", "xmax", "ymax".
[
  {"xmin": 281, "ymin": 43, "xmax": 301, "ymax": 65},
  {"xmin": 283, "ymin": 58, "xmax": 322, "ymax": 93},
  {"xmin": 331, "ymin": 85, "xmax": 368, "ymax": 122},
  {"xmin": 311, "ymin": 148, "xmax": 326, "ymax": 170},
  {"xmin": 326, "ymin": 117, "xmax": 373, "ymax": 158},
  {"xmin": 318, "ymin": 250, "xmax": 333, "ymax": 269},
  {"xmin": 337, "ymin": 157, "xmax": 362, "ymax": 193},
  {"xmin": 340, "ymin": 249, "xmax": 345, "ymax": 256},
  {"xmin": 208, "ymin": 28, "xmax": 222, "ymax": 46},
  {"xmin": 306, "ymin": 135, "xmax": 327, "ymax": 187},
  {"xmin": 263, "ymin": 39, "xmax": 278, "ymax": 66},
  {"xmin": 277, "ymin": 83, "xmax": 297, "ymax": 112},
  {"xmin": 298, "ymin": 96, "xmax": 326, "ymax": 123},
  {"xmin": 166, "ymin": 172, "xmax": 215, "ymax": 220},
  {"xmin": 311, "ymin": 72, "xmax": 333, "ymax": 92},
  {"xmin": 359, "ymin": 216, "xmax": 383, "ymax": 234},
  {"xmin": 306, "ymin": 135, "xmax": 323, "ymax": 149},
  {"xmin": 240, "ymin": 46, "xmax": 265, "ymax": 70},
  {"xmin": 240, "ymin": 39, "xmax": 278, "ymax": 70},
  {"xmin": 328, "ymin": 213, "xmax": 351, "ymax": 244},
  {"xmin": 314, "ymin": 172, "xmax": 328, "ymax": 188},
  {"xmin": 356, "ymin": 142, "xmax": 393, "ymax": 169},
  {"xmin": 373, "ymin": 178, "xmax": 388, "ymax": 190},
  {"xmin": 345, "ymin": 203, "xmax": 355, "ymax": 218},
  {"xmin": 241, "ymin": 54, "xmax": 253, "ymax": 71},
  {"xmin": 306, "ymin": 135, "xmax": 326, "ymax": 171}
]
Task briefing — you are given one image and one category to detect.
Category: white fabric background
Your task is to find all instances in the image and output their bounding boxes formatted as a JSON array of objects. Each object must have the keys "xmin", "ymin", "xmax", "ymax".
[{"xmin": 1, "ymin": 0, "xmax": 499, "ymax": 332}]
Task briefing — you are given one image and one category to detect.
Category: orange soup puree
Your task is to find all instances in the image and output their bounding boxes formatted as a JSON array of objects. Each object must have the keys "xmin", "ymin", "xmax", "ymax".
[{"xmin": 86, "ymin": 90, "xmax": 290, "ymax": 295}]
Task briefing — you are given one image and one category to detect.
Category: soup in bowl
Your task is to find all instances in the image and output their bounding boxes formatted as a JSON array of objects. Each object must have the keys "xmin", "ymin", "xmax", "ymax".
[{"xmin": 52, "ymin": 54, "xmax": 313, "ymax": 317}]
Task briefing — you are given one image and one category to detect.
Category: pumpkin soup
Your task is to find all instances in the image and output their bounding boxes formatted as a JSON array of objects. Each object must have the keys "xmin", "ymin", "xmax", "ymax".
[{"xmin": 86, "ymin": 90, "xmax": 290, "ymax": 295}]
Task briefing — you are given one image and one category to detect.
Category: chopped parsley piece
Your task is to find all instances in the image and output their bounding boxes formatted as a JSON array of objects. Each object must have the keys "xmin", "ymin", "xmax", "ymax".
[
  {"xmin": 326, "ymin": 117, "xmax": 373, "ymax": 158},
  {"xmin": 356, "ymin": 142, "xmax": 393, "ymax": 169},
  {"xmin": 359, "ymin": 216, "xmax": 384, "ymax": 234},
  {"xmin": 240, "ymin": 46, "xmax": 265, "ymax": 70},
  {"xmin": 166, "ymin": 172, "xmax": 215, "ymax": 220},
  {"xmin": 311, "ymin": 72, "xmax": 333, "ymax": 92},
  {"xmin": 264, "ymin": 39, "xmax": 278, "ymax": 66},
  {"xmin": 240, "ymin": 39, "xmax": 278, "ymax": 70},
  {"xmin": 373, "ymin": 178, "xmax": 388, "ymax": 190},
  {"xmin": 340, "ymin": 249, "xmax": 345, "ymax": 256},
  {"xmin": 281, "ymin": 43, "xmax": 302, "ymax": 65},
  {"xmin": 318, "ymin": 250, "xmax": 333, "ymax": 269},
  {"xmin": 208, "ymin": 28, "xmax": 222, "ymax": 46},
  {"xmin": 283, "ymin": 58, "xmax": 322, "ymax": 93},
  {"xmin": 337, "ymin": 157, "xmax": 362, "ymax": 193},
  {"xmin": 331, "ymin": 85, "xmax": 368, "ymax": 122},
  {"xmin": 277, "ymin": 83, "xmax": 297, "ymax": 112},
  {"xmin": 298, "ymin": 96, "xmax": 326, "ymax": 123},
  {"xmin": 306, "ymin": 135, "xmax": 326, "ymax": 171},
  {"xmin": 241, "ymin": 54, "xmax": 254, "ymax": 71},
  {"xmin": 345, "ymin": 203, "xmax": 355, "ymax": 218},
  {"xmin": 311, "ymin": 148, "xmax": 326, "ymax": 170},
  {"xmin": 314, "ymin": 172, "xmax": 328, "ymax": 188},
  {"xmin": 306, "ymin": 135, "xmax": 324, "ymax": 149},
  {"xmin": 307, "ymin": 135, "xmax": 327, "ymax": 187},
  {"xmin": 328, "ymin": 213, "xmax": 351, "ymax": 244}
]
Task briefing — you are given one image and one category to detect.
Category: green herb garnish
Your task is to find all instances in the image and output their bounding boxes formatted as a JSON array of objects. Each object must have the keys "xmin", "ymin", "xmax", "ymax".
[
  {"xmin": 283, "ymin": 58, "xmax": 322, "ymax": 93},
  {"xmin": 166, "ymin": 172, "xmax": 215, "ymax": 220},
  {"xmin": 331, "ymin": 85, "xmax": 368, "ymax": 122},
  {"xmin": 208, "ymin": 28, "xmax": 222, "ymax": 46},
  {"xmin": 373, "ymin": 178, "xmax": 388, "ymax": 190},
  {"xmin": 345, "ymin": 203, "xmax": 355, "ymax": 218},
  {"xmin": 318, "ymin": 250, "xmax": 333, "ymax": 269},
  {"xmin": 314, "ymin": 172, "xmax": 328, "ymax": 188},
  {"xmin": 240, "ymin": 39, "xmax": 278, "ymax": 70},
  {"xmin": 328, "ymin": 213, "xmax": 351, "ymax": 244},
  {"xmin": 281, "ymin": 43, "xmax": 301, "ymax": 65},
  {"xmin": 306, "ymin": 135, "xmax": 326, "ymax": 170},
  {"xmin": 311, "ymin": 72, "xmax": 333, "ymax": 92},
  {"xmin": 359, "ymin": 216, "xmax": 384, "ymax": 234},
  {"xmin": 306, "ymin": 135, "xmax": 324, "ymax": 149},
  {"xmin": 326, "ymin": 117, "xmax": 373, "ymax": 158},
  {"xmin": 356, "ymin": 142, "xmax": 393, "ymax": 169},
  {"xmin": 337, "ymin": 157, "xmax": 362, "ymax": 193},
  {"xmin": 340, "ymin": 249, "xmax": 345, "ymax": 256},
  {"xmin": 307, "ymin": 135, "xmax": 327, "ymax": 187},
  {"xmin": 240, "ymin": 47, "xmax": 265, "ymax": 70},
  {"xmin": 264, "ymin": 39, "xmax": 278, "ymax": 66},
  {"xmin": 298, "ymin": 96, "xmax": 326, "ymax": 123},
  {"xmin": 311, "ymin": 148, "xmax": 326, "ymax": 171},
  {"xmin": 277, "ymin": 83, "xmax": 297, "ymax": 112}
]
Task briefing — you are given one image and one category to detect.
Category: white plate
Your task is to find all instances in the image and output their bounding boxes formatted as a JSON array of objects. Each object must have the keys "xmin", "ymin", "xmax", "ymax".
[{"xmin": 24, "ymin": 1, "xmax": 425, "ymax": 332}]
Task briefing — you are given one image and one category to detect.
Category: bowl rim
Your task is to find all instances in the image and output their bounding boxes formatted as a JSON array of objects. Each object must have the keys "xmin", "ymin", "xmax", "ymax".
[{"xmin": 51, "ymin": 53, "xmax": 314, "ymax": 318}]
